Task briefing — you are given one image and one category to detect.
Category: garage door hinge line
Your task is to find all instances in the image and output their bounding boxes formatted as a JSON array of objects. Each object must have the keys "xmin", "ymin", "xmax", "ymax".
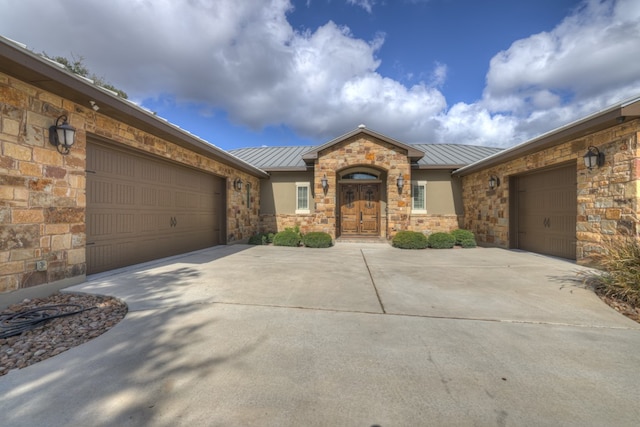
[{"xmin": 361, "ymin": 249, "xmax": 386, "ymax": 314}]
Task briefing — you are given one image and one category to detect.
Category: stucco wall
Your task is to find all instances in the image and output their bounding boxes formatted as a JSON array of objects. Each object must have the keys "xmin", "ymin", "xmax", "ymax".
[
  {"xmin": 460, "ymin": 119, "xmax": 640, "ymax": 263},
  {"xmin": 260, "ymin": 171, "xmax": 314, "ymax": 215},
  {"xmin": 0, "ymin": 71, "xmax": 260, "ymax": 294}
]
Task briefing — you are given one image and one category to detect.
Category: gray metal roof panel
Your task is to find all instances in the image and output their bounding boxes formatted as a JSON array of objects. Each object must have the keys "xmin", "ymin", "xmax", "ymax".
[
  {"xmin": 231, "ymin": 144, "xmax": 502, "ymax": 170},
  {"xmin": 412, "ymin": 144, "xmax": 503, "ymax": 167},
  {"xmin": 230, "ymin": 146, "xmax": 314, "ymax": 170}
]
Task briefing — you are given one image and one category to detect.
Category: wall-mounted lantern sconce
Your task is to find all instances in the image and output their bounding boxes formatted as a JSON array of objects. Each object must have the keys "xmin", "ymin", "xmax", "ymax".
[
  {"xmin": 488, "ymin": 175, "xmax": 500, "ymax": 190},
  {"xmin": 233, "ymin": 178, "xmax": 243, "ymax": 191},
  {"xmin": 321, "ymin": 174, "xmax": 328, "ymax": 192},
  {"xmin": 49, "ymin": 115, "xmax": 76, "ymax": 155},
  {"xmin": 396, "ymin": 174, "xmax": 404, "ymax": 192},
  {"xmin": 583, "ymin": 146, "xmax": 605, "ymax": 170}
]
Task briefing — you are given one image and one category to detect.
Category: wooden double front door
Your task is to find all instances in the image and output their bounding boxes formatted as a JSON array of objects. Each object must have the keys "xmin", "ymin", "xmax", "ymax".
[{"xmin": 340, "ymin": 183, "xmax": 380, "ymax": 235}]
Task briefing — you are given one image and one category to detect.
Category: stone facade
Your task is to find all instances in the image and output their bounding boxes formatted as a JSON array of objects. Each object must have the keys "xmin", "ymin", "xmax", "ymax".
[
  {"xmin": 312, "ymin": 134, "xmax": 411, "ymax": 239},
  {"xmin": 257, "ymin": 135, "xmax": 465, "ymax": 238},
  {"xmin": 0, "ymin": 71, "xmax": 261, "ymax": 293},
  {"xmin": 408, "ymin": 214, "xmax": 462, "ymax": 235},
  {"xmin": 460, "ymin": 119, "xmax": 640, "ymax": 264}
]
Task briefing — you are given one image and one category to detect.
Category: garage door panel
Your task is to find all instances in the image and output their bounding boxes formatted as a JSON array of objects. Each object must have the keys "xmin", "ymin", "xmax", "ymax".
[
  {"xmin": 87, "ymin": 141, "xmax": 225, "ymax": 274},
  {"xmin": 514, "ymin": 164, "xmax": 577, "ymax": 260}
]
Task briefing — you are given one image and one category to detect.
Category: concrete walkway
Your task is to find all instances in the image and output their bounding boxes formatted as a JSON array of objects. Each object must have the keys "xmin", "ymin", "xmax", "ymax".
[{"xmin": 1, "ymin": 244, "xmax": 639, "ymax": 426}]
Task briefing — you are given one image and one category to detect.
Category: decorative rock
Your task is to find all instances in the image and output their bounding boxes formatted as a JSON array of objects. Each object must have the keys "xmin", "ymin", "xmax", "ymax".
[{"xmin": 0, "ymin": 292, "xmax": 127, "ymax": 376}]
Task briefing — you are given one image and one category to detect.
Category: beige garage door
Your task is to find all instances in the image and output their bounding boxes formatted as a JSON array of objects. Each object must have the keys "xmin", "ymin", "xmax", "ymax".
[
  {"xmin": 512, "ymin": 164, "xmax": 577, "ymax": 260},
  {"xmin": 86, "ymin": 140, "xmax": 225, "ymax": 274}
]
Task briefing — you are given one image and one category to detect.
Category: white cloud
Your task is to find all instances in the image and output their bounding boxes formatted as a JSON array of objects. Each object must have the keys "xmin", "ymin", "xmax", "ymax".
[
  {"xmin": 0, "ymin": 0, "xmax": 638, "ymax": 149},
  {"xmin": 346, "ymin": 0, "xmax": 376, "ymax": 13},
  {"xmin": 475, "ymin": 0, "xmax": 640, "ymax": 144}
]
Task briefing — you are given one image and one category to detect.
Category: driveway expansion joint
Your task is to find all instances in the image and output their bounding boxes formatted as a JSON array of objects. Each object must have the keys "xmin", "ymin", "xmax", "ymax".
[{"xmin": 360, "ymin": 249, "xmax": 386, "ymax": 313}]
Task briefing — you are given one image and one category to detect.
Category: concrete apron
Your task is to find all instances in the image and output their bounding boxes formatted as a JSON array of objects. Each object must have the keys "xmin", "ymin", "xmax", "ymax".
[{"xmin": 1, "ymin": 244, "xmax": 639, "ymax": 427}]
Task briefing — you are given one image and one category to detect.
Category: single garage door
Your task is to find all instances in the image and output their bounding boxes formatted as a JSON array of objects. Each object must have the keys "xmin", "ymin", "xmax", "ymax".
[
  {"xmin": 86, "ymin": 140, "xmax": 225, "ymax": 274},
  {"xmin": 512, "ymin": 164, "xmax": 577, "ymax": 260}
]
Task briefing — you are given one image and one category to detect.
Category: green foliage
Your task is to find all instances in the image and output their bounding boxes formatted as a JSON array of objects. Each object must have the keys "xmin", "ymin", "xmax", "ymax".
[
  {"xmin": 459, "ymin": 238, "xmax": 477, "ymax": 248},
  {"xmin": 248, "ymin": 232, "xmax": 276, "ymax": 245},
  {"xmin": 428, "ymin": 232, "xmax": 456, "ymax": 249},
  {"xmin": 392, "ymin": 231, "xmax": 428, "ymax": 249},
  {"xmin": 273, "ymin": 229, "xmax": 302, "ymax": 247},
  {"xmin": 583, "ymin": 238, "xmax": 640, "ymax": 306},
  {"xmin": 451, "ymin": 229, "xmax": 475, "ymax": 245},
  {"xmin": 41, "ymin": 52, "xmax": 128, "ymax": 99},
  {"xmin": 248, "ymin": 233, "xmax": 266, "ymax": 245},
  {"xmin": 302, "ymin": 232, "xmax": 333, "ymax": 248}
]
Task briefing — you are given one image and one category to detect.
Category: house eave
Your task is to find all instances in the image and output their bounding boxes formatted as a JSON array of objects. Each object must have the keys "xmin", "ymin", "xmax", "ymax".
[
  {"xmin": 453, "ymin": 98, "xmax": 640, "ymax": 177},
  {"xmin": 0, "ymin": 36, "xmax": 268, "ymax": 179}
]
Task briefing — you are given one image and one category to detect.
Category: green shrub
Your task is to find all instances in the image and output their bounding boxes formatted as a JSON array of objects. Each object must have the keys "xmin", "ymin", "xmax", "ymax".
[
  {"xmin": 247, "ymin": 232, "xmax": 276, "ymax": 245},
  {"xmin": 392, "ymin": 231, "xmax": 428, "ymax": 249},
  {"xmin": 582, "ymin": 237, "xmax": 640, "ymax": 306},
  {"xmin": 428, "ymin": 232, "xmax": 456, "ymax": 249},
  {"xmin": 459, "ymin": 237, "xmax": 477, "ymax": 248},
  {"xmin": 451, "ymin": 229, "xmax": 475, "ymax": 245},
  {"xmin": 248, "ymin": 233, "xmax": 266, "ymax": 245},
  {"xmin": 303, "ymin": 232, "xmax": 333, "ymax": 248},
  {"xmin": 273, "ymin": 229, "xmax": 302, "ymax": 247}
]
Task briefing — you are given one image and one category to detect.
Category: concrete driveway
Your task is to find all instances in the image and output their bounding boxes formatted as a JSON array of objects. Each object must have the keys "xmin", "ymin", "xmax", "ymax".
[{"xmin": 1, "ymin": 244, "xmax": 639, "ymax": 426}]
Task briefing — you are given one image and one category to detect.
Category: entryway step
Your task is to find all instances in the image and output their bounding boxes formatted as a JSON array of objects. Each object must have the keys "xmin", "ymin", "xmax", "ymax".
[{"xmin": 335, "ymin": 236, "xmax": 389, "ymax": 244}]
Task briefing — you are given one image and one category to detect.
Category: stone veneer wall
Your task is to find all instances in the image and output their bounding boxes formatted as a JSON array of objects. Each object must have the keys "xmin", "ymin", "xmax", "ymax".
[
  {"xmin": 0, "ymin": 71, "xmax": 260, "ymax": 293},
  {"xmin": 460, "ymin": 119, "xmax": 640, "ymax": 263},
  {"xmin": 408, "ymin": 214, "xmax": 462, "ymax": 235},
  {"xmin": 259, "ymin": 214, "xmax": 316, "ymax": 234},
  {"xmin": 313, "ymin": 134, "xmax": 412, "ymax": 239}
]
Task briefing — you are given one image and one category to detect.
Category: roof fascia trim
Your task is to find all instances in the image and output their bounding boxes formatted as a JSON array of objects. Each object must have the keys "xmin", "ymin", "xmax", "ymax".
[
  {"xmin": 302, "ymin": 128, "xmax": 424, "ymax": 161},
  {"xmin": 0, "ymin": 37, "xmax": 268, "ymax": 178},
  {"xmin": 453, "ymin": 97, "xmax": 640, "ymax": 176}
]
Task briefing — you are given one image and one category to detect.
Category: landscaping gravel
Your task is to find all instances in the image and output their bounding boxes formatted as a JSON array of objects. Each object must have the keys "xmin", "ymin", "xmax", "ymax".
[{"xmin": 0, "ymin": 293, "xmax": 127, "ymax": 377}]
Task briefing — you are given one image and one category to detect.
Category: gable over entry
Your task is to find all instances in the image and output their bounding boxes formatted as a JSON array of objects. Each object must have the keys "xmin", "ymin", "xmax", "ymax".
[{"xmin": 230, "ymin": 126, "xmax": 501, "ymax": 241}]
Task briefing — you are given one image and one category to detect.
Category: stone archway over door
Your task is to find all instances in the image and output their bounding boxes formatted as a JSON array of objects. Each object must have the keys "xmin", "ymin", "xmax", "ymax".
[{"xmin": 340, "ymin": 183, "xmax": 380, "ymax": 235}]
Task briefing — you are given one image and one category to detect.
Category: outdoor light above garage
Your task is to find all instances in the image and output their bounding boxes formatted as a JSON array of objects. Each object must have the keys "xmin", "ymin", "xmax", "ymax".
[
  {"xmin": 488, "ymin": 175, "xmax": 500, "ymax": 190},
  {"xmin": 583, "ymin": 146, "xmax": 605, "ymax": 170},
  {"xmin": 234, "ymin": 178, "xmax": 243, "ymax": 191},
  {"xmin": 49, "ymin": 115, "xmax": 76, "ymax": 155}
]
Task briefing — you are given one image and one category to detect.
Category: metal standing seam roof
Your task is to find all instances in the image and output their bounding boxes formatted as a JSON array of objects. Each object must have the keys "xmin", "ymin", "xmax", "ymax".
[{"xmin": 230, "ymin": 144, "xmax": 503, "ymax": 171}]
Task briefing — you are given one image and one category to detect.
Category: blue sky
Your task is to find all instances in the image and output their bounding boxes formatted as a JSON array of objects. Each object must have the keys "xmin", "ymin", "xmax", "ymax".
[{"xmin": 1, "ymin": 0, "xmax": 639, "ymax": 150}]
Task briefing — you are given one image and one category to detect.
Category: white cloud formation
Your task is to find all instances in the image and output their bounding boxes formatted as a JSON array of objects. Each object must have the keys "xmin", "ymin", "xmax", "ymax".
[
  {"xmin": 0, "ymin": 0, "xmax": 638, "ymax": 148},
  {"xmin": 347, "ymin": 0, "xmax": 376, "ymax": 13},
  {"xmin": 475, "ymin": 0, "xmax": 640, "ymax": 143}
]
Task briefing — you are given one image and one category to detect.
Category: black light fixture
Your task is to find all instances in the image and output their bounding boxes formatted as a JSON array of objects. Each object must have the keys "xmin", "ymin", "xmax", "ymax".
[
  {"xmin": 396, "ymin": 173, "xmax": 404, "ymax": 192},
  {"xmin": 49, "ymin": 115, "xmax": 76, "ymax": 155},
  {"xmin": 488, "ymin": 175, "xmax": 500, "ymax": 190},
  {"xmin": 583, "ymin": 146, "xmax": 605, "ymax": 170},
  {"xmin": 321, "ymin": 174, "xmax": 328, "ymax": 192},
  {"xmin": 233, "ymin": 178, "xmax": 243, "ymax": 191}
]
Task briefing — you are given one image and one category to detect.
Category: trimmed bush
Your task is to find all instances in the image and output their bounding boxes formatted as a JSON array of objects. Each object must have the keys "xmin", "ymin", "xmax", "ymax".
[
  {"xmin": 459, "ymin": 237, "xmax": 477, "ymax": 248},
  {"xmin": 273, "ymin": 229, "xmax": 302, "ymax": 247},
  {"xmin": 428, "ymin": 232, "xmax": 456, "ymax": 249},
  {"xmin": 248, "ymin": 232, "xmax": 276, "ymax": 245},
  {"xmin": 248, "ymin": 233, "xmax": 266, "ymax": 245},
  {"xmin": 451, "ymin": 229, "xmax": 475, "ymax": 245},
  {"xmin": 303, "ymin": 232, "xmax": 333, "ymax": 248},
  {"xmin": 392, "ymin": 231, "xmax": 428, "ymax": 249}
]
